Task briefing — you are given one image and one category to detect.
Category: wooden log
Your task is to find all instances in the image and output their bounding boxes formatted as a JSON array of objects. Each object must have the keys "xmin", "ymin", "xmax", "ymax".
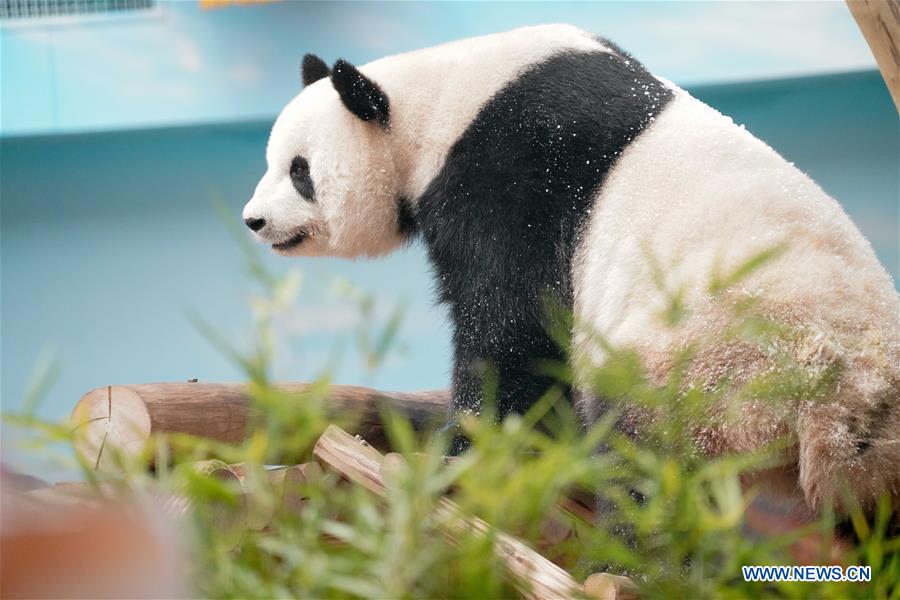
[
  {"xmin": 280, "ymin": 462, "xmax": 324, "ymax": 515},
  {"xmin": 71, "ymin": 382, "xmax": 449, "ymax": 471},
  {"xmin": 19, "ymin": 460, "xmax": 249, "ymax": 539},
  {"xmin": 313, "ymin": 425, "xmax": 585, "ymax": 600},
  {"xmin": 230, "ymin": 461, "xmax": 324, "ymax": 528},
  {"xmin": 584, "ymin": 573, "xmax": 640, "ymax": 600},
  {"xmin": 0, "ymin": 463, "xmax": 49, "ymax": 493},
  {"xmin": 18, "ymin": 461, "xmax": 324, "ymax": 540},
  {"xmin": 187, "ymin": 460, "xmax": 249, "ymax": 543},
  {"xmin": 384, "ymin": 452, "xmax": 588, "ymax": 555},
  {"xmin": 846, "ymin": 0, "xmax": 900, "ymax": 110}
]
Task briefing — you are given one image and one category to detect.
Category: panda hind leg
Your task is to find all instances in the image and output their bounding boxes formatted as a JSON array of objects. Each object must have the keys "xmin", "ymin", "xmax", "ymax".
[{"xmin": 796, "ymin": 373, "xmax": 900, "ymax": 524}]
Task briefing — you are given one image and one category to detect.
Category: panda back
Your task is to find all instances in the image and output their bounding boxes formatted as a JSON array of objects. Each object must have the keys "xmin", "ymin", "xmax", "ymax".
[
  {"xmin": 370, "ymin": 24, "xmax": 614, "ymax": 200},
  {"xmin": 572, "ymin": 89, "xmax": 899, "ymax": 364},
  {"xmin": 415, "ymin": 45, "xmax": 673, "ymax": 317}
]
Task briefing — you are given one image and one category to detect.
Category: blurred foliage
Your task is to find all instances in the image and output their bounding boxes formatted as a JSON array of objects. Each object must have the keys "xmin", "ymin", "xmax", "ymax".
[{"xmin": 5, "ymin": 238, "xmax": 899, "ymax": 599}]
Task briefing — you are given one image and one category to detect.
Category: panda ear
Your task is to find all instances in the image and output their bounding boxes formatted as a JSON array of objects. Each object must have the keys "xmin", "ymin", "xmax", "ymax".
[
  {"xmin": 330, "ymin": 59, "xmax": 390, "ymax": 126},
  {"xmin": 301, "ymin": 54, "xmax": 330, "ymax": 87}
]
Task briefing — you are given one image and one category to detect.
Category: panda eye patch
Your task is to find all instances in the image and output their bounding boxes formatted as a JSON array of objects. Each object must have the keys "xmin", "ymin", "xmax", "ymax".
[{"xmin": 290, "ymin": 155, "xmax": 315, "ymax": 201}]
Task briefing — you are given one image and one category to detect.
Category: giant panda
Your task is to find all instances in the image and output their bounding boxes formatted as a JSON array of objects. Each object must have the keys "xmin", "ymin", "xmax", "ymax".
[{"xmin": 242, "ymin": 25, "xmax": 900, "ymax": 517}]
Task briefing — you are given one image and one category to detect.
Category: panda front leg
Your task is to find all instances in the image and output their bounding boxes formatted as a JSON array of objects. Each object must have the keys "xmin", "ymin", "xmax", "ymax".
[
  {"xmin": 443, "ymin": 317, "xmax": 567, "ymax": 455},
  {"xmin": 443, "ymin": 348, "xmax": 488, "ymax": 455}
]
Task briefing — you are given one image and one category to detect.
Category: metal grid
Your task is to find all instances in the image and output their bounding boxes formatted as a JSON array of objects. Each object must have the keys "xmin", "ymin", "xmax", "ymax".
[{"xmin": 1, "ymin": 0, "xmax": 156, "ymax": 20}]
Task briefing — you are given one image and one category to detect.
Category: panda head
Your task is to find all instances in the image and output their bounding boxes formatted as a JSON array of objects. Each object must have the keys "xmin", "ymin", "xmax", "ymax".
[{"xmin": 242, "ymin": 54, "xmax": 407, "ymax": 258}]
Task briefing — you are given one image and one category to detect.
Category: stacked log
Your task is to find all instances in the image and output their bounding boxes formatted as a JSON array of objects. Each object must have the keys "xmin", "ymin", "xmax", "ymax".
[{"xmin": 5, "ymin": 433, "xmax": 633, "ymax": 600}]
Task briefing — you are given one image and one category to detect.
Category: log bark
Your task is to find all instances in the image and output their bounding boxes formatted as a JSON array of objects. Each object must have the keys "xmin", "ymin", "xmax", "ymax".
[
  {"xmin": 70, "ymin": 382, "xmax": 449, "ymax": 471},
  {"xmin": 846, "ymin": 0, "xmax": 900, "ymax": 110},
  {"xmin": 313, "ymin": 424, "xmax": 585, "ymax": 600}
]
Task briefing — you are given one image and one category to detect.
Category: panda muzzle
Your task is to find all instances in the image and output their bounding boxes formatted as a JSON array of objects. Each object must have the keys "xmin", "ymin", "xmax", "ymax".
[{"xmin": 272, "ymin": 228, "xmax": 310, "ymax": 251}]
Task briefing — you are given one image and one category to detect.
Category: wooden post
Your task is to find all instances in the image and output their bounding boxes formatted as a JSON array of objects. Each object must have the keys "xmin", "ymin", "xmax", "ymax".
[
  {"xmin": 313, "ymin": 425, "xmax": 586, "ymax": 600},
  {"xmin": 846, "ymin": 0, "xmax": 900, "ymax": 110},
  {"xmin": 70, "ymin": 382, "xmax": 449, "ymax": 471}
]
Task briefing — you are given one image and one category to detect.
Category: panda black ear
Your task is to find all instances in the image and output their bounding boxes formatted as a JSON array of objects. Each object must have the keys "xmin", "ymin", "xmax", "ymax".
[
  {"xmin": 330, "ymin": 58, "xmax": 390, "ymax": 126},
  {"xmin": 301, "ymin": 54, "xmax": 330, "ymax": 87}
]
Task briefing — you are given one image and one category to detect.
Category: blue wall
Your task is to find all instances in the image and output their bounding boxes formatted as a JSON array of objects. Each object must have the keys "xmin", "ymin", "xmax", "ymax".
[
  {"xmin": 2, "ymin": 70, "xmax": 897, "ymax": 477},
  {"xmin": 0, "ymin": 1, "xmax": 877, "ymax": 136}
]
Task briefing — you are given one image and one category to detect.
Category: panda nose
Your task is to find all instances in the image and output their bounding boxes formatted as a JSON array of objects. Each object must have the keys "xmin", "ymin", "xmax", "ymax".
[{"xmin": 244, "ymin": 217, "xmax": 266, "ymax": 232}]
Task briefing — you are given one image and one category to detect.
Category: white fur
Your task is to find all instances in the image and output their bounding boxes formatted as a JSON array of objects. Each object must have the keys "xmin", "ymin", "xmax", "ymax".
[
  {"xmin": 573, "ymin": 89, "xmax": 900, "ymax": 510},
  {"xmin": 573, "ymin": 89, "xmax": 897, "ymax": 379}
]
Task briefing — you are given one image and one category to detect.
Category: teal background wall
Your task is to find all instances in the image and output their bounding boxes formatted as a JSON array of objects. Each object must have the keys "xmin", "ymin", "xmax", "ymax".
[{"xmin": 0, "ymin": 1, "xmax": 879, "ymax": 136}]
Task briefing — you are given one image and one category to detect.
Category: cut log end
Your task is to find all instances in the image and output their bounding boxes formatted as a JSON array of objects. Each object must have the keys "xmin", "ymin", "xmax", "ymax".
[
  {"xmin": 71, "ymin": 386, "xmax": 152, "ymax": 471},
  {"xmin": 584, "ymin": 573, "xmax": 640, "ymax": 600}
]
